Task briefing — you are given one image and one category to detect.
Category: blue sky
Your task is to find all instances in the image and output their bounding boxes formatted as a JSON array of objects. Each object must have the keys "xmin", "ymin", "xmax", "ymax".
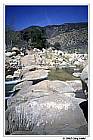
[{"xmin": 5, "ymin": 5, "xmax": 88, "ymax": 31}]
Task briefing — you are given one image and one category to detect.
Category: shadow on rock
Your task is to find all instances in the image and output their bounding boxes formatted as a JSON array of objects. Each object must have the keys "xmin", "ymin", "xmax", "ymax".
[
  {"xmin": 79, "ymin": 100, "xmax": 88, "ymax": 123},
  {"xmin": 75, "ymin": 89, "xmax": 86, "ymax": 99}
]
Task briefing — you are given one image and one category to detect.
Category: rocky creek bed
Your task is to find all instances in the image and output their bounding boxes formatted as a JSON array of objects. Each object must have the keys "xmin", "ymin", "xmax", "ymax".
[{"xmin": 5, "ymin": 51, "xmax": 88, "ymax": 135}]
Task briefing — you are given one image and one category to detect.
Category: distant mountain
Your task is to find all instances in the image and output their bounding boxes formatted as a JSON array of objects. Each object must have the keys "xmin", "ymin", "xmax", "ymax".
[
  {"xmin": 44, "ymin": 22, "xmax": 88, "ymax": 38},
  {"xmin": 21, "ymin": 22, "xmax": 88, "ymax": 38},
  {"xmin": 46, "ymin": 23, "xmax": 88, "ymax": 53},
  {"xmin": 6, "ymin": 22, "xmax": 88, "ymax": 53},
  {"xmin": 20, "ymin": 22, "xmax": 88, "ymax": 53}
]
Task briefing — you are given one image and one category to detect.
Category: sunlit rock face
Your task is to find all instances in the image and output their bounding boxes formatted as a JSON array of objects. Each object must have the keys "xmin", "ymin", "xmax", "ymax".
[
  {"xmin": 7, "ymin": 80, "xmax": 75, "ymax": 108},
  {"xmin": 80, "ymin": 65, "xmax": 88, "ymax": 99},
  {"xmin": 6, "ymin": 80, "xmax": 87, "ymax": 135},
  {"xmin": 22, "ymin": 69, "xmax": 48, "ymax": 81},
  {"xmin": 66, "ymin": 80, "xmax": 82, "ymax": 91}
]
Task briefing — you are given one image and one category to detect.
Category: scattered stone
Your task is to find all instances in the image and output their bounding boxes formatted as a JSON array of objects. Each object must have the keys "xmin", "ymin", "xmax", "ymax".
[
  {"xmin": 5, "ymin": 52, "xmax": 12, "ymax": 57},
  {"xmin": 6, "ymin": 75, "xmax": 13, "ymax": 81},
  {"xmin": 73, "ymin": 72, "xmax": 81, "ymax": 77},
  {"xmin": 12, "ymin": 47, "xmax": 20, "ymax": 55}
]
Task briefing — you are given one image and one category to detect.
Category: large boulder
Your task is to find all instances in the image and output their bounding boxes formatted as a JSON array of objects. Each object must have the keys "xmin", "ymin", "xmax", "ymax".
[
  {"xmin": 66, "ymin": 80, "xmax": 86, "ymax": 99},
  {"xmin": 80, "ymin": 65, "xmax": 88, "ymax": 86},
  {"xmin": 22, "ymin": 65, "xmax": 37, "ymax": 75},
  {"xmin": 6, "ymin": 93, "xmax": 87, "ymax": 135},
  {"xmin": 22, "ymin": 69, "xmax": 48, "ymax": 82},
  {"xmin": 66, "ymin": 80, "xmax": 82, "ymax": 92},
  {"xmin": 6, "ymin": 80, "xmax": 87, "ymax": 135},
  {"xmin": 7, "ymin": 80, "xmax": 75, "ymax": 108},
  {"xmin": 80, "ymin": 65, "xmax": 88, "ymax": 98},
  {"xmin": 22, "ymin": 65, "xmax": 50, "ymax": 76},
  {"xmin": 31, "ymin": 80, "xmax": 74, "ymax": 94},
  {"xmin": 13, "ymin": 81, "xmax": 33, "ymax": 92}
]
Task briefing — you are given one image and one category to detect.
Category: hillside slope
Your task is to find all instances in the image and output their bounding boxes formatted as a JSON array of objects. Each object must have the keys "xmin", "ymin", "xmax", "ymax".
[
  {"xmin": 21, "ymin": 22, "xmax": 88, "ymax": 53},
  {"xmin": 6, "ymin": 22, "xmax": 88, "ymax": 53}
]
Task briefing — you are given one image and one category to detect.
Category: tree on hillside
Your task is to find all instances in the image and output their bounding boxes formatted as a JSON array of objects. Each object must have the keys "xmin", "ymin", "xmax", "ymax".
[
  {"xmin": 53, "ymin": 42, "xmax": 61, "ymax": 50},
  {"xmin": 5, "ymin": 26, "xmax": 16, "ymax": 50},
  {"xmin": 21, "ymin": 28, "xmax": 48, "ymax": 50},
  {"xmin": 5, "ymin": 25, "xmax": 27, "ymax": 51}
]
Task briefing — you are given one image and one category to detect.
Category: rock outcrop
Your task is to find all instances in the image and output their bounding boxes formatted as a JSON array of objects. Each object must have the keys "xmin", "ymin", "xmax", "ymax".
[
  {"xmin": 80, "ymin": 65, "xmax": 88, "ymax": 86},
  {"xmin": 22, "ymin": 69, "xmax": 48, "ymax": 82},
  {"xmin": 80, "ymin": 65, "xmax": 88, "ymax": 98}
]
